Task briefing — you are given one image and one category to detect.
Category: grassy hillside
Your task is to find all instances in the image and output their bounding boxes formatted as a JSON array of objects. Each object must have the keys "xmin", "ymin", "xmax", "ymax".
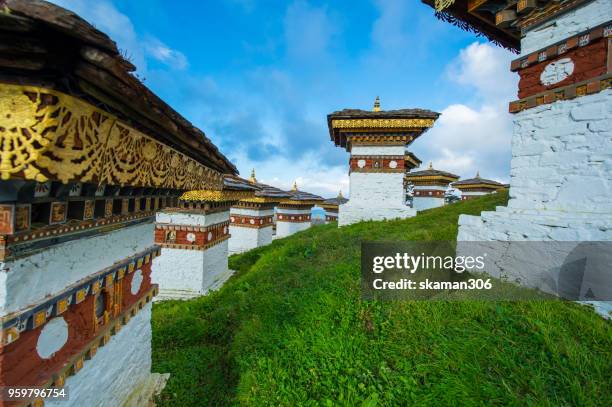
[{"xmin": 151, "ymin": 191, "xmax": 611, "ymax": 406}]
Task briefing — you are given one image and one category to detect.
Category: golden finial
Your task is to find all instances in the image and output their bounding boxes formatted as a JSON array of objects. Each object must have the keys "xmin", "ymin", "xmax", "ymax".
[
  {"xmin": 373, "ymin": 96, "xmax": 380, "ymax": 112},
  {"xmin": 249, "ymin": 168, "xmax": 257, "ymax": 183},
  {"xmin": 428, "ymin": 161, "xmax": 433, "ymax": 170},
  {"xmin": 476, "ymin": 170, "xmax": 480, "ymax": 178},
  {"xmin": 338, "ymin": 190, "xmax": 343, "ymax": 199},
  {"xmin": 292, "ymin": 181, "xmax": 298, "ymax": 191}
]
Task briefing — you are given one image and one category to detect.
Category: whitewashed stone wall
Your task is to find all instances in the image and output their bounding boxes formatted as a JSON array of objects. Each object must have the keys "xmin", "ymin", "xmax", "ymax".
[
  {"xmin": 0, "ymin": 222, "xmax": 154, "ymax": 316},
  {"xmin": 276, "ymin": 208, "xmax": 311, "ymax": 238},
  {"xmin": 152, "ymin": 210, "xmax": 231, "ymax": 300},
  {"xmin": 340, "ymin": 172, "xmax": 415, "ymax": 226},
  {"xmin": 229, "ymin": 207, "xmax": 275, "ymax": 253},
  {"xmin": 457, "ymin": 0, "xmax": 612, "ymax": 299},
  {"xmin": 520, "ymin": 0, "xmax": 612, "ymax": 56},
  {"xmin": 276, "ymin": 221, "xmax": 310, "ymax": 237},
  {"xmin": 413, "ymin": 185, "xmax": 447, "ymax": 211},
  {"xmin": 351, "ymin": 145, "xmax": 406, "ymax": 155},
  {"xmin": 459, "ymin": 90, "xmax": 612, "ymax": 241},
  {"xmin": 229, "ymin": 225, "xmax": 273, "ymax": 254},
  {"xmin": 46, "ymin": 303, "xmax": 153, "ymax": 407}
]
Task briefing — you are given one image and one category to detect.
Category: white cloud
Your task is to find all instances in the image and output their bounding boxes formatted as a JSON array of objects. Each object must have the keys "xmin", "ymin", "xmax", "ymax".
[
  {"xmin": 144, "ymin": 37, "xmax": 189, "ymax": 70},
  {"xmin": 412, "ymin": 42, "xmax": 518, "ymax": 183},
  {"xmin": 446, "ymin": 42, "xmax": 517, "ymax": 103},
  {"xmin": 231, "ymin": 150, "xmax": 349, "ymax": 199}
]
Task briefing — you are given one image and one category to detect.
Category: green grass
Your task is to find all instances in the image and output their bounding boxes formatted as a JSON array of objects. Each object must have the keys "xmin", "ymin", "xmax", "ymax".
[{"xmin": 152, "ymin": 191, "xmax": 611, "ymax": 406}]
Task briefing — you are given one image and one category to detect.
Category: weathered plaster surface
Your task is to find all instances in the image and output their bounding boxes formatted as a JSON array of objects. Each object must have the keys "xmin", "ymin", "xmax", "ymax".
[
  {"xmin": 520, "ymin": 0, "xmax": 612, "ymax": 56},
  {"xmin": 0, "ymin": 222, "xmax": 154, "ymax": 316},
  {"xmin": 46, "ymin": 303, "xmax": 153, "ymax": 407}
]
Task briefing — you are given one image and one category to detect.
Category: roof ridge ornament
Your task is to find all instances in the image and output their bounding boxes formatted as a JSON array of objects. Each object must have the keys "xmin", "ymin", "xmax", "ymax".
[
  {"xmin": 373, "ymin": 96, "xmax": 380, "ymax": 112},
  {"xmin": 249, "ymin": 168, "xmax": 257, "ymax": 184},
  {"xmin": 476, "ymin": 170, "xmax": 480, "ymax": 178},
  {"xmin": 338, "ymin": 190, "xmax": 343, "ymax": 199}
]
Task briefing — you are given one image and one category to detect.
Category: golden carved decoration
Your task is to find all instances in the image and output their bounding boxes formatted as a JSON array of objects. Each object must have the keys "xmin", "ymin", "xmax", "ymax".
[
  {"xmin": 0, "ymin": 84, "xmax": 224, "ymax": 190},
  {"xmin": 240, "ymin": 197, "xmax": 284, "ymax": 204},
  {"xmin": 180, "ymin": 189, "xmax": 254, "ymax": 202},
  {"xmin": 278, "ymin": 199, "xmax": 321, "ymax": 206},
  {"xmin": 331, "ymin": 118, "xmax": 435, "ymax": 129},
  {"xmin": 435, "ymin": 0, "xmax": 455, "ymax": 11}
]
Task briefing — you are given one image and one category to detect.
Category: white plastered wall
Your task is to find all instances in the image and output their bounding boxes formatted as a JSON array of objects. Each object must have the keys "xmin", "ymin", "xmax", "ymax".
[
  {"xmin": 152, "ymin": 210, "xmax": 231, "ymax": 300},
  {"xmin": 413, "ymin": 185, "xmax": 446, "ymax": 211},
  {"xmin": 0, "ymin": 222, "xmax": 154, "ymax": 316},
  {"xmin": 456, "ymin": 0, "xmax": 612, "ymax": 298},
  {"xmin": 276, "ymin": 207, "xmax": 311, "ymax": 238},
  {"xmin": 46, "ymin": 303, "xmax": 153, "ymax": 407},
  {"xmin": 340, "ymin": 172, "xmax": 415, "ymax": 226}
]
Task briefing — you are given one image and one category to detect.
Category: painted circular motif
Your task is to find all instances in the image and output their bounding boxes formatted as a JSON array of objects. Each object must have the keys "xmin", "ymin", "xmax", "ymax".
[
  {"xmin": 230, "ymin": 217, "xmax": 235, "ymax": 222},
  {"xmin": 249, "ymin": 219, "xmax": 255, "ymax": 224},
  {"xmin": 186, "ymin": 232, "xmax": 196, "ymax": 242},
  {"xmin": 36, "ymin": 317, "xmax": 69, "ymax": 359},
  {"xmin": 131, "ymin": 269, "xmax": 143, "ymax": 295},
  {"xmin": 540, "ymin": 58, "xmax": 574, "ymax": 86},
  {"xmin": 357, "ymin": 159, "xmax": 366, "ymax": 168},
  {"xmin": 389, "ymin": 160, "xmax": 398, "ymax": 169}
]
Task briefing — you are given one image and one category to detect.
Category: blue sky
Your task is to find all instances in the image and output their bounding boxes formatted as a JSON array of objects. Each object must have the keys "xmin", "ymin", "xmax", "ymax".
[{"xmin": 50, "ymin": 0, "xmax": 518, "ymax": 197}]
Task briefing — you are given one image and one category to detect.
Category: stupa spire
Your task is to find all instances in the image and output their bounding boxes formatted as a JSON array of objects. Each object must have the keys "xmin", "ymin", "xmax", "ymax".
[
  {"xmin": 338, "ymin": 190, "xmax": 343, "ymax": 199},
  {"xmin": 428, "ymin": 161, "xmax": 433, "ymax": 170},
  {"xmin": 249, "ymin": 168, "xmax": 257, "ymax": 183},
  {"xmin": 373, "ymin": 96, "xmax": 380, "ymax": 112},
  {"xmin": 292, "ymin": 181, "xmax": 298, "ymax": 191},
  {"xmin": 476, "ymin": 170, "xmax": 480, "ymax": 179}
]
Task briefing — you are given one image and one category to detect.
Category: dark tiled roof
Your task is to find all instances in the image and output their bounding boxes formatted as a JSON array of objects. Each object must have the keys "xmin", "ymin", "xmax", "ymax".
[
  {"xmin": 453, "ymin": 177, "xmax": 504, "ymax": 187},
  {"xmin": 285, "ymin": 189, "xmax": 324, "ymax": 202},
  {"xmin": 323, "ymin": 196, "xmax": 349, "ymax": 206},
  {"xmin": 406, "ymin": 169, "xmax": 459, "ymax": 179},
  {"xmin": 3, "ymin": 0, "xmax": 236, "ymax": 174},
  {"xmin": 328, "ymin": 108, "xmax": 440, "ymax": 121},
  {"xmin": 254, "ymin": 183, "xmax": 291, "ymax": 199},
  {"xmin": 223, "ymin": 175, "xmax": 259, "ymax": 191}
]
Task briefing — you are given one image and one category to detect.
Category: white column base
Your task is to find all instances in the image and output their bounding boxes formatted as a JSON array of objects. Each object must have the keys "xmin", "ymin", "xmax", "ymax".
[
  {"xmin": 413, "ymin": 197, "xmax": 445, "ymax": 211},
  {"xmin": 457, "ymin": 208, "xmax": 612, "ymax": 313},
  {"xmin": 276, "ymin": 221, "xmax": 310, "ymax": 238},
  {"xmin": 152, "ymin": 241, "xmax": 229, "ymax": 300},
  {"xmin": 228, "ymin": 225, "xmax": 273, "ymax": 254},
  {"xmin": 338, "ymin": 202, "xmax": 416, "ymax": 226},
  {"xmin": 47, "ymin": 303, "xmax": 155, "ymax": 407}
]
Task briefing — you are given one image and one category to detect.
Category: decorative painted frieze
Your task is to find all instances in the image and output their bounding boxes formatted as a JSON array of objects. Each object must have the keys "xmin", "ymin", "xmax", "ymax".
[
  {"xmin": 331, "ymin": 118, "xmax": 435, "ymax": 129},
  {"xmin": 0, "ymin": 285, "xmax": 157, "ymax": 402},
  {"xmin": 277, "ymin": 213, "xmax": 312, "ymax": 223},
  {"xmin": 0, "ymin": 84, "xmax": 224, "ymax": 190},
  {"xmin": 230, "ymin": 214, "xmax": 274, "ymax": 229},
  {"xmin": 509, "ymin": 75, "xmax": 611, "ymax": 113},
  {"xmin": 508, "ymin": 21, "xmax": 612, "ymax": 112},
  {"xmin": 414, "ymin": 189, "xmax": 446, "ymax": 197},
  {"xmin": 1, "ymin": 210, "xmax": 157, "ymax": 261},
  {"xmin": 349, "ymin": 155, "xmax": 405, "ymax": 173},
  {"xmin": 0, "ymin": 246, "xmax": 159, "ymax": 346},
  {"xmin": 154, "ymin": 221, "xmax": 230, "ymax": 250}
]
